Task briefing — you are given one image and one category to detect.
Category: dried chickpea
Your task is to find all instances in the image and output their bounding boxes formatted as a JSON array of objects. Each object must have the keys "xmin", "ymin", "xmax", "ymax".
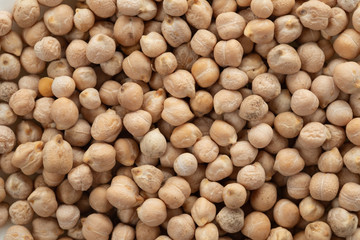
[
  {"xmin": 114, "ymin": 138, "xmax": 139, "ymax": 167},
  {"xmin": 86, "ymin": 34, "xmax": 116, "ymax": 64},
  {"xmin": 0, "ymin": 125, "xmax": 16, "ymax": 154},
  {"xmin": 172, "ymin": 153, "xmax": 198, "ymax": 177},
  {"xmin": 112, "ymin": 223, "xmax": 135, "ymax": 240},
  {"xmin": 0, "ymin": 82, "xmax": 18, "ymax": 103},
  {"xmin": 114, "ymin": 15, "xmax": 143, "ymax": 47},
  {"xmin": 0, "ymin": 103, "xmax": 17, "ymax": 126},
  {"xmin": 137, "ymin": 198, "xmax": 167, "ymax": 227},
  {"xmin": 223, "ymin": 183, "xmax": 247, "ymax": 209},
  {"xmin": 161, "ymin": 16, "xmax": 191, "ymax": 48},
  {"xmin": 250, "ymin": 182, "xmax": 277, "ymax": 212},
  {"xmin": 12, "ymin": 141, "xmax": 43, "ymax": 175},
  {"xmin": 91, "ymin": 109, "xmax": 122, "ymax": 142},
  {"xmin": 326, "ymin": 100, "xmax": 353, "ymax": 127},
  {"xmin": 0, "ymin": 11, "xmax": 12, "ymax": 36},
  {"xmin": 89, "ymin": 185, "xmax": 113, "ymax": 213},
  {"xmin": 310, "ymin": 172, "xmax": 339, "ymax": 201},
  {"xmin": 322, "ymin": 7, "xmax": 348, "ymax": 38},
  {"xmin": 242, "ymin": 212, "xmax": 271, "ymax": 240},
  {"xmin": 230, "ymin": 140, "xmax": 258, "ymax": 167},
  {"xmin": 1, "ymin": 31, "xmax": 23, "ymax": 56},
  {"xmin": 339, "ymin": 182, "xmax": 360, "ymax": 212},
  {"xmin": 239, "ymin": 94, "xmax": 268, "ymax": 121},
  {"xmin": 237, "ymin": 162, "xmax": 265, "ymax": 190},
  {"xmin": 209, "ymin": 120, "xmax": 237, "ymax": 147},
  {"xmin": 73, "ymin": 8, "xmax": 95, "ymax": 32},
  {"xmin": 244, "ymin": 19, "xmax": 274, "ymax": 44},
  {"xmin": 189, "ymin": 90, "xmax": 213, "ymax": 117},
  {"xmin": 274, "ymin": 148, "xmax": 305, "ymax": 176},
  {"xmin": 290, "ymin": 89, "xmax": 319, "ymax": 116},
  {"xmin": 186, "ymin": 0, "xmax": 212, "ymax": 29},
  {"xmin": 205, "ymin": 155, "xmax": 233, "ymax": 181},
  {"xmin": 267, "ymin": 44, "xmax": 301, "ymax": 74},
  {"xmin": 82, "ymin": 213, "xmax": 113, "ymax": 240},
  {"xmin": 338, "ymin": 0, "xmax": 359, "ymax": 12},
  {"xmin": 216, "ymin": 12, "xmax": 245, "ymax": 40},
  {"xmin": 56, "ymin": 204, "xmax": 80, "ymax": 230},
  {"xmin": 131, "ymin": 165, "xmax": 163, "ymax": 194},
  {"xmin": 27, "ymin": 186, "xmax": 58, "ymax": 217},
  {"xmin": 298, "ymin": 42, "xmax": 325, "ymax": 73},
  {"xmin": 163, "ymin": 0, "xmax": 187, "ymax": 16},
  {"xmin": 305, "ymin": 221, "xmax": 332, "ymax": 240},
  {"xmin": 5, "ymin": 172, "xmax": 33, "ymax": 200},
  {"xmin": 0, "ymin": 203, "xmax": 8, "ymax": 227},
  {"xmin": 163, "ymin": 69, "xmax": 195, "ymax": 98},
  {"xmin": 346, "ymin": 118, "xmax": 360, "ymax": 146},
  {"xmin": 327, "ymin": 207, "xmax": 358, "ymax": 238},
  {"xmin": 190, "ymin": 30, "xmax": 216, "ymax": 57},
  {"xmin": 51, "ymin": 97, "xmax": 79, "ymax": 130},
  {"xmin": 68, "ymin": 164, "xmax": 93, "ymax": 191},
  {"xmin": 51, "ymin": 76, "xmax": 76, "ymax": 98},
  {"xmin": 158, "ymin": 176, "xmax": 191, "ymax": 209},
  {"xmin": 166, "ymin": 214, "xmax": 195, "ymax": 240},
  {"xmin": 13, "ymin": 0, "xmax": 40, "ymax": 28},
  {"xmin": 213, "ymin": 39, "xmax": 243, "ymax": 68},
  {"xmin": 122, "ymin": 51, "xmax": 152, "ymax": 83},
  {"xmin": 248, "ymin": 123, "xmax": 273, "ymax": 149},
  {"xmin": 333, "ymin": 29, "xmax": 360, "ymax": 60},
  {"xmin": 4, "ymin": 225, "xmax": 34, "ymax": 240},
  {"xmin": 83, "ymin": 143, "xmax": 115, "ymax": 173},
  {"xmin": 296, "ymin": 1, "xmax": 331, "ymax": 30},
  {"xmin": 161, "ymin": 97, "xmax": 194, "ymax": 126}
]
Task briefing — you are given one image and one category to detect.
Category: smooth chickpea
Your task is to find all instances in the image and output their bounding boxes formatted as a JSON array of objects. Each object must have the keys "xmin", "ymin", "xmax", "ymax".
[
  {"xmin": 333, "ymin": 29, "xmax": 360, "ymax": 60},
  {"xmin": 242, "ymin": 212, "xmax": 271, "ymax": 240},
  {"xmin": 274, "ymin": 148, "xmax": 305, "ymax": 176},
  {"xmin": 216, "ymin": 12, "xmax": 245, "ymax": 40},
  {"xmin": 298, "ymin": 42, "xmax": 325, "ymax": 73},
  {"xmin": 310, "ymin": 172, "xmax": 339, "ymax": 201},
  {"xmin": 230, "ymin": 140, "xmax": 258, "ymax": 167},
  {"xmin": 244, "ymin": 19, "xmax": 275, "ymax": 44},
  {"xmin": 190, "ymin": 30, "xmax": 216, "ymax": 57},
  {"xmin": 305, "ymin": 221, "xmax": 332, "ymax": 240},
  {"xmin": 213, "ymin": 39, "xmax": 244, "ymax": 67},
  {"xmin": 56, "ymin": 204, "xmax": 80, "ymax": 230},
  {"xmin": 186, "ymin": 0, "xmax": 212, "ymax": 29},
  {"xmin": 44, "ymin": 4, "xmax": 73, "ymax": 36},
  {"xmin": 50, "ymin": 97, "xmax": 79, "ymax": 130},
  {"xmin": 0, "ymin": 103, "xmax": 17, "ymax": 126},
  {"xmin": 68, "ymin": 164, "xmax": 93, "ymax": 191},
  {"xmin": 161, "ymin": 97, "xmax": 194, "ymax": 126},
  {"xmin": 122, "ymin": 51, "xmax": 152, "ymax": 83},
  {"xmin": 250, "ymin": 182, "xmax": 277, "ymax": 212},
  {"xmin": 209, "ymin": 120, "xmax": 237, "ymax": 147},
  {"xmin": 167, "ymin": 214, "xmax": 195, "ymax": 240},
  {"xmin": 82, "ymin": 214, "xmax": 113, "ymax": 240},
  {"xmin": 323, "ymin": 7, "xmax": 348, "ymax": 38},
  {"xmin": 158, "ymin": 177, "xmax": 191, "ymax": 209},
  {"xmin": 237, "ymin": 162, "xmax": 265, "ymax": 190},
  {"xmin": 339, "ymin": 182, "xmax": 360, "ymax": 212},
  {"xmin": 161, "ymin": 16, "xmax": 191, "ymax": 48},
  {"xmin": 290, "ymin": 89, "xmax": 319, "ymax": 116},
  {"xmin": 346, "ymin": 118, "xmax": 360, "ymax": 146},
  {"xmin": 0, "ymin": 203, "xmax": 8, "ymax": 227},
  {"xmin": 27, "ymin": 186, "xmax": 58, "ymax": 217},
  {"xmin": 287, "ymin": 172, "xmax": 311, "ymax": 199}
]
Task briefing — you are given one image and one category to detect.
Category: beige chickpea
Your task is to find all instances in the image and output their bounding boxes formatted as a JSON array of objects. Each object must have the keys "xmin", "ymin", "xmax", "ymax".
[
  {"xmin": 222, "ymin": 183, "xmax": 247, "ymax": 209},
  {"xmin": 327, "ymin": 207, "xmax": 358, "ymax": 238},
  {"xmin": 122, "ymin": 51, "xmax": 152, "ymax": 83},
  {"xmin": 27, "ymin": 187, "xmax": 58, "ymax": 217},
  {"xmin": 89, "ymin": 20, "xmax": 114, "ymax": 38},
  {"xmin": 9, "ymin": 200, "xmax": 33, "ymax": 225},
  {"xmin": 83, "ymin": 143, "xmax": 116, "ymax": 172},
  {"xmin": 123, "ymin": 110, "xmax": 151, "ymax": 137},
  {"xmin": 296, "ymin": 1, "xmax": 331, "ymax": 30},
  {"xmin": 89, "ymin": 185, "xmax": 113, "ymax": 213},
  {"xmin": 286, "ymin": 71, "xmax": 311, "ymax": 95},
  {"xmin": 274, "ymin": 112, "xmax": 303, "ymax": 138},
  {"xmin": 311, "ymin": 75, "xmax": 340, "ymax": 108},
  {"xmin": 98, "ymin": 81, "xmax": 120, "ymax": 106},
  {"xmin": 0, "ymin": 153, "xmax": 18, "ymax": 176},
  {"xmin": 163, "ymin": 0, "xmax": 188, "ymax": 16},
  {"xmin": 267, "ymin": 44, "xmax": 301, "ymax": 74},
  {"xmin": 16, "ymin": 120, "xmax": 42, "ymax": 144},
  {"xmin": 299, "ymin": 196, "xmax": 325, "ymax": 222},
  {"xmin": 191, "ymin": 58, "xmax": 219, "ymax": 88},
  {"xmin": 0, "ymin": 82, "xmax": 18, "ymax": 103},
  {"xmin": 161, "ymin": 16, "xmax": 191, "ymax": 48},
  {"xmin": 274, "ymin": 148, "xmax": 305, "ymax": 176},
  {"xmin": 86, "ymin": 34, "xmax": 116, "ymax": 64},
  {"xmin": 248, "ymin": 123, "xmax": 273, "ymax": 149},
  {"xmin": 50, "ymin": 97, "xmax": 79, "ymax": 130},
  {"xmin": 136, "ymin": 221, "xmax": 160, "ymax": 240},
  {"xmin": 242, "ymin": 212, "xmax": 271, "ymax": 240},
  {"xmin": 274, "ymin": 15, "xmax": 302, "ymax": 43},
  {"xmin": 164, "ymin": 71, "xmax": 195, "ymax": 100},
  {"xmin": 91, "ymin": 109, "xmax": 122, "ymax": 142},
  {"xmin": 64, "ymin": 119, "xmax": 91, "ymax": 147},
  {"xmin": 191, "ymin": 136, "xmax": 218, "ymax": 163},
  {"xmin": 158, "ymin": 176, "xmax": 191, "ymax": 209},
  {"xmin": 5, "ymin": 225, "xmax": 34, "ymax": 240},
  {"xmin": 211, "ymin": 0, "xmax": 237, "ymax": 17},
  {"xmin": 172, "ymin": 153, "xmax": 198, "ymax": 176},
  {"xmin": 297, "ymin": 42, "xmax": 325, "ymax": 73},
  {"xmin": 344, "ymin": 146, "xmax": 360, "ymax": 174},
  {"xmin": 317, "ymin": 39, "xmax": 335, "ymax": 61},
  {"xmin": 317, "ymin": 147, "xmax": 343, "ymax": 173},
  {"xmin": 140, "ymin": 32, "xmax": 167, "ymax": 58},
  {"xmin": 186, "ymin": 0, "xmax": 213, "ymax": 29},
  {"xmin": 237, "ymin": 162, "xmax": 265, "ymax": 190},
  {"xmin": 249, "ymin": 0, "xmax": 272, "ymax": 18},
  {"xmin": 161, "ymin": 97, "xmax": 194, "ymax": 126},
  {"xmin": 265, "ymin": 89, "xmax": 290, "ymax": 114},
  {"xmin": 73, "ymin": 8, "xmax": 95, "ymax": 32},
  {"xmin": 252, "ymin": 73, "xmax": 281, "ymax": 102},
  {"xmin": 322, "ymin": 7, "xmax": 348, "ymax": 38},
  {"xmin": 86, "ymin": 0, "xmax": 115, "ymax": 18},
  {"xmin": 44, "ymin": 4, "xmax": 73, "ymax": 35},
  {"xmin": 0, "ymin": 126, "xmax": 15, "ymax": 154},
  {"xmin": 346, "ymin": 118, "xmax": 360, "ymax": 146},
  {"xmin": 51, "ymin": 76, "xmax": 76, "ymax": 98},
  {"xmin": 79, "ymin": 88, "xmax": 101, "ymax": 110},
  {"xmin": 239, "ymin": 94, "xmax": 268, "ymax": 121},
  {"xmin": 13, "ymin": 0, "xmax": 40, "ymax": 28},
  {"xmin": 72, "ymin": 67, "xmax": 96, "ymax": 91},
  {"xmin": 334, "ymin": 61, "xmax": 360, "ymax": 95},
  {"xmin": 112, "ymin": 223, "xmax": 135, "ymax": 240},
  {"xmin": 107, "ymin": 175, "xmax": 144, "ymax": 210},
  {"xmin": 42, "ymin": 134, "xmax": 73, "ymax": 175},
  {"xmin": 65, "ymin": 40, "xmax": 90, "ymax": 68},
  {"xmin": 5, "ymin": 172, "xmax": 33, "ymax": 200},
  {"xmin": 337, "ymin": 0, "xmax": 359, "ymax": 12},
  {"xmin": 326, "ymin": 100, "xmax": 353, "ymax": 127},
  {"xmin": 166, "ymin": 214, "xmax": 195, "ymax": 240},
  {"xmin": 230, "ymin": 140, "xmax": 258, "ymax": 167},
  {"xmin": 8, "ymin": 89, "xmax": 36, "ymax": 117},
  {"xmin": 82, "ymin": 214, "xmax": 113, "ymax": 240},
  {"xmin": 0, "ymin": 11, "xmax": 12, "ymax": 36},
  {"xmin": 215, "ymin": 207, "xmax": 244, "ymax": 234},
  {"xmin": 194, "ymin": 223, "xmax": 218, "ymax": 240},
  {"xmin": 213, "ymin": 39, "xmax": 244, "ymax": 67},
  {"xmin": 114, "ymin": 138, "xmax": 139, "ymax": 166},
  {"xmin": 18, "ymin": 75, "xmax": 39, "ymax": 95},
  {"xmin": 267, "ymin": 227, "xmax": 293, "ymax": 240},
  {"xmin": 139, "ymin": 128, "xmax": 167, "ymax": 158},
  {"xmin": 0, "ymin": 203, "xmax": 8, "ymax": 228},
  {"xmin": 290, "ymin": 89, "xmax": 319, "ymax": 116},
  {"xmin": 219, "ymin": 68, "xmax": 248, "ymax": 91},
  {"xmin": 12, "ymin": 141, "xmax": 43, "ymax": 175},
  {"xmin": 142, "ymin": 89, "xmax": 165, "ymax": 123},
  {"xmin": 244, "ymin": 19, "xmax": 274, "ymax": 44},
  {"xmin": 0, "ymin": 103, "xmax": 17, "ymax": 126},
  {"xmin": 114, "ymin": 15, "xmax": 143, "ymax": 47},
  {"xmin": 144, "ymin": 20, "xmax": 162, "ymax": 35},
  {"xmin": 47, "ymin": 58, "xmax": 73, "ymax": 79},
  {"xmin": 336, "ymin": 29, "xmax": 360, "ymax": 60},
  {"xmin": 0, "ymin": 53, "xmax": 20, "ymax": 81},
  {"xmin": 22, "ymin": 20, "xmax": 50, "ymax": 47},
  {"xmin": 190, "ymin": 30, "xmax": 216, "ymax": 57},
  {"xmin": 273, "ymin": 199, "xmax": 300, "ymax": 229},
  {"xmin": 304, "ymin": 221, "xmax": 332, "ymax": 240},
  {"xmin": 1, "ymin": 31, "xmax": 23, "ymax": 56},
  {"xmin": 323, "ymin": 124, "xmax": 346, "ymax": 151},
  {"xmin": 209, "ymin": 120, "xmax": 237, "ymax": 147},
  {"xmin": 56, "ymin": 204, "xmax": 80, "ymax": 230},
  {"xmin": 131, "ymin": 165, "xmax": 164, "ymax": 193},
  {"xmin": 68, "ymin": 164, "xmax": 93, "ymax": 191},
  {"xmin": 173, "ymin": 43, "xmax": 199, "ymax": 71},
  {"xmin": 250, "ymin": 182, "xmax": 277, "ymax": 212},
  {"xmin": 216, "ymin": 12, "xmax": 245, "ymax": 40},
  {"xmin": 256, "ymin": 151, "xmax": 276, "ymax": 181},
  {"xmin": 189, "ymin": 90, "xmax": 213, "ymax": 117},
  {"xmin": 213, "ymin": 89, "xmax": 242, "ymax": 115},
  {"xmin": 310, "ymin": 172, "xmax": 339, "ymax": 201},
  {"xmin": 286, "ymin": 172, "xmax": 310, "ymax": 199},
  {"xmin": 137, "ymin": 198, "xmax": 167, "ymax": 227},
  {"xmin": 339, "ymin": 182, "xmax": 360, "ymax": 212},
  {"xmin": 205, "ymin": 155, "xmax": 233, "ymax": 181},
  {"xmin": 34, "ymin": 36, "xmax": 61, "ymax": 62}
]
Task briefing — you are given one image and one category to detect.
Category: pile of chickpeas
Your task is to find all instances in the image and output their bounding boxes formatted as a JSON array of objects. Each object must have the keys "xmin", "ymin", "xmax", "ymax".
[{"xmin": 1, "ymin": 0, "xmax": 360, "ymax": 239}]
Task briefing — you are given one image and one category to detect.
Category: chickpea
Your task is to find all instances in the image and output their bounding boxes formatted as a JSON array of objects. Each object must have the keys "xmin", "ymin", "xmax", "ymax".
[
  {"xmin": 222, "ymin": 183, "xmax": 247, "ymax": 209},
  {"xmin": 242, "ymin": 212, "xmax": 271, "ymax": 240},
  {"xmin": 55, "ymin": 204, "xmax": 80, "ymax": 230},
  {"xmin": 297, "ymin": 42, "xmax": 325, "ymax": 73},
  {"xmin": 0, "ymin": 11, "xmax": 12, "ymax": 36},
  {"xmin": 174, "ymin": 43, "xmax": 199, "ymax": 71},
  {"xmin": 140, "ymin": 32, "xmax": 167, "ymax": 58},
  {"xmin": 339, "ymin": 182, "xmax": 360, "ymax": 212},
  {"xmin": 274, "ymin": 148, "xmax": 305, "ymax": 176},
  {"xmin": 5, "ymin": 225, "xmax": 34, "ymax": 240},
  {"xmin": 159, "ymin": 176, "xmax": 191, "ymax": 209},
  {"xmin": 296, "ymin": 1, "xmax": 331, "ymax": 30},
  {"xmin": 67, "ymin": 164, "xmax": 93, "ymax": 191},
  {"xmin": 122, "ymin": 51, "xmax": 152, "ymax": 83},
  {"xmin": 322, "ymin": 7, "xmax": 348, "ymax": 38},
  {"xmin": 112, "ymin": 223, "xmax": 135, "ymax": 240},
  {"xmin": 161, "ymin": 16, "xmax": 191, "ymax": 48},
  {"xmin": 215, "ymin": 12, "xmax": 246, "ymax": 40},
  {"xmin": 304, "ymin": 221, "xmax": 332, "ymax": 240},
  {"xmin": 273, "ymin": 15, "xmax": 302, "ymax": 44},
  {"xmin": 65, "ymin": 40, "xmax": 90, "ymax": 68},
  {"xmin": 239, "ymin": 95, "xmax": 268, "ymax": 121},
  {"xmin": 267, "ymin": 44, "xmax": 301, "ymax": 74},
  {"xmin": 6, "ymin": 172, "xmax": 34, "ymax": 200},
  {"xmin": 138, "ymin": 128, "xmax": 166, "ymax": 159},
  {"xmin": 310, "ymin": 172, "xmax": 339, "ymax": 201},
  {"xmin": 86, "ymin": 34, "xmax": 116, "ymax": 64},
  {"xmin": 84, "ymin": 143, "xmax": 116, "ymax": 173},
  {"xmin": 43, "ymin": 4, "xmax": 73, "ymax": 36},
  {"xmin": 136, "ymin": 198, "xmax": 167, "ymax": 227},
  {"xmin": 290, "ymin": 89, "xmax": 319, "ymax": 116},
  {"xmin": 326, "ymin": 100, "xmax": 353, "ymax": 127},
  {"xmin": 237, "ymin": 162, "xmax": 265, "ymax": 190},
  {"xmin": 205, "ymin": 154, "xmax": 233, "ymax": 181},
  {"xmin": 0, "ymin": 203, "xmax": 8, "ymax": 228},
  {"xmin": 213, "ymin": 39, "xmax": 244, "ymax": 67},
  {"xmin": 167, "ymin": 214, "xmax": 195, "ymax": 240},
  {"xmin": 1, "ymin": 31, "xmax": 23, "ymax": 57},
  {"xmin": 27, "ymin": 186, "xmax": 58, "ymax": 217},
  {"xmin": 12, "ymin": 141, "xmax": 44, "ymax": 175},
  {"xmin": 299, "ymin": 196, "xmax": 325, "ymax": 222},
  {"xmin": 244, "ymin": 19, "xmax": 274, "ymax": 44},
  {"xmin": 8, "ymin": 200, "xmax": 33, "ymax": 225},
  {"xmin": 0, "ymin": 103, "xmax": 17, "ymax": 126},
  {"xmin": 310, "ymin": 75, "xmax": 340, "ymax": 108},
  {"xmin": 73, "ymin": 8, "xmax": 95, "ymax": 32},
  {"xmin": 47, "ymin": 58, "xmax": 73, "ymax": 78},
  {"xmin": 82, "ymin": 214, "xmax": 113, "ymax": 240},
  {"xmin": 161, "ymin": 97, "xmax": 194, "ymax": 126},
  {"xmin": 327, "ymin": 207, "xmax": 358, "ymax": 238},
  {"xmin": 0, "ymin": 125, "xmax": 16, "ymax": 154},
  {"xmin": 209, "ymin": 120, "xmax": 237, "ymax": 147},
  {"xmin": 0, "ymin": 177, "xmax": 6, "ymax": 203},
  {"xmin": 13, "ymin": 0, "xmax": 40, "ymax": 28},
  {"xmin": 130, "ymin": 165, "xmax": 163, "ymax": 194},
  {"xmin": 230, "ymin": 140, "xmax": 258, "ymax": 167},
  {"xmin": 0, "ymin": 82, "xmax": 18, "ymax": 103},
  {"xmin": 190, "ymin": 30, "xmax": 216, "ymax": 57},
  {"xmin": 162, "ymin": 0, "xmax": 187, "ymax": 17},
  {"xmin": 287, "ymin": 172, "xmax": 311, "ymax": 199},
  {"xmin": 114, "ymin": 138, "xmax": 139, "ymax": 167}
]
